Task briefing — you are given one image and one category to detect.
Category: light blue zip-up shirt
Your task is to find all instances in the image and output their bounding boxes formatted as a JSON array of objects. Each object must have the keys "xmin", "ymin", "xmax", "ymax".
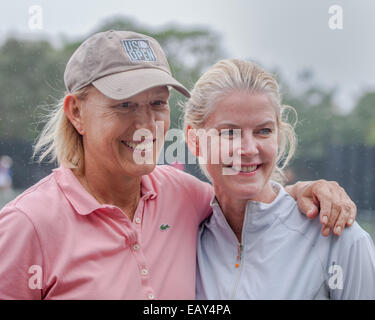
[{"xmin": 196, "ymin": 182, "xmax": 375, "ymax": 299}]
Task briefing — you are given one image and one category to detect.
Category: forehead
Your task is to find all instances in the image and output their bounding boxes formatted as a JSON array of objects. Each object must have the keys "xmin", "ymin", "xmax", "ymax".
[{"xmin": 205, "ymin": 91, "xmax": 276, "ymax": 127}]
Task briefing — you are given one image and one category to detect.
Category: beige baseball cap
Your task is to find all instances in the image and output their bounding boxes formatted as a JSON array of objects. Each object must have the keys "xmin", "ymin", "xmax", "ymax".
[{"xmin": 64, "ymin": 30, "xmax": 190, "ymax": 100}]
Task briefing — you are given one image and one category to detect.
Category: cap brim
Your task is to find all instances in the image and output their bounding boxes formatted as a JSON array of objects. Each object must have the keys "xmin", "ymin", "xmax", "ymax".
[{"xmin": 92, "ymin": 68, "xmax": 190, "ymax": 100}]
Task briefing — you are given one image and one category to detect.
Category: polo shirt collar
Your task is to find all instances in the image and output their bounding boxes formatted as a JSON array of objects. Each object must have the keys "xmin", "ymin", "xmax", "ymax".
[
  {"xmin": 140, "ymin": 172, "xmax": 158, "ymax": 200},
  {"xmin": 53, "ymin": 166, "xmax": 157, "ymax": 215}
]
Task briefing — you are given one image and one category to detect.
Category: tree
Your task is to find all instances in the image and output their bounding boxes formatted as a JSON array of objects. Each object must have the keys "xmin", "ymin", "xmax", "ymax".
[
  {"xmin": 280, "ymin": 77, "xmax": 340, "ymax": 160},
  {"xmin": 350, "ymin": 92, "xmax": 375, "ymax": 145},
  {"xmin": 0, "ymin": 38, "xmax": 65, "ymax": 140}
]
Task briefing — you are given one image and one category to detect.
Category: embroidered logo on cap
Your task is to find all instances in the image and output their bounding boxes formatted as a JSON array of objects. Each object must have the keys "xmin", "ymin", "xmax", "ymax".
[{"xmin": 122, "ymin": 39, "xmax": 157, "ymax": 62}]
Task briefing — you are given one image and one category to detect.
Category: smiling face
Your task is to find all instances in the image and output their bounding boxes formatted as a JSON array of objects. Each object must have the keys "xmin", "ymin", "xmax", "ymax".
[
  {"xmin": 80, "ymin": 86, "xmax": 170, "ymax": 178},
  {"xmin": 202, "ymin": 90, "xmax": 279, "ymax": 203}
]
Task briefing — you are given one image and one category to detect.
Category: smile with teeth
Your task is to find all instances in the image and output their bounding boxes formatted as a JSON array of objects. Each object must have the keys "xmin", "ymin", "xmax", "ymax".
[
  {"xmin": 230, "ymin": 165, "xmax": 260, "ymax": 173},
  {"xmin": 121, "ymin": 140, "xmax": 154, "ymax": 151}
]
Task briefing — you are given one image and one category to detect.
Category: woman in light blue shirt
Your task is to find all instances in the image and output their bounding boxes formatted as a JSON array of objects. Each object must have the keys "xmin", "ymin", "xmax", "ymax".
[{"xmin": 183, "ymin": 59, "xmax": 375, "ymax": 299}]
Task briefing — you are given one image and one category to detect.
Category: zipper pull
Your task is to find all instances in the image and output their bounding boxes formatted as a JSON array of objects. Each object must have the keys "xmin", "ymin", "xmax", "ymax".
[{"xmin": 235, "ymin": 243, "xmax": 243, "ymax": 268}]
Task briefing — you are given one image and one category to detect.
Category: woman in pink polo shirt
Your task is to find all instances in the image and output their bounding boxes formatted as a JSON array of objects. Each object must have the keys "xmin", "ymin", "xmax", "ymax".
[{"xmin": 0, "ymin": 30, "xmax": 356, "ymax": 300}]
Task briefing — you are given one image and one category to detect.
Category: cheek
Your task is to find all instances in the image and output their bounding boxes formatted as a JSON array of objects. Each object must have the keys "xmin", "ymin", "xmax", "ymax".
[
  {"xmin": 83, "ymin": 116, "xmax": 104, "ymax": 145},
  {"xmin": 264, "ymin": 138, "xmax": 279, "ymax": 164},
  {"xmin": 163, "ymin": 118, "xmax": 170, "ymax": 136},
  {"xmin": 200, "ymin": 135, "xmax": 222, "ymax": 165},
  {"xmin": 161, "ymin": 110, "xmax": 171, "ymax": 133},
  {"xmin": 205, "ymin": 163, "xmax": 223, "ymax": 182},
  {"xmin": 153, "ymin": 110, "xmax": 170, "ymax": 137},
  {"xmin": 86, "ymin": 116, "xmax": 125, "ymax": 148}
]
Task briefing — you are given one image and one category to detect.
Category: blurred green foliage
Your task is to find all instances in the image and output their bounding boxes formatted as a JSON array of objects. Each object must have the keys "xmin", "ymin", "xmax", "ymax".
[
  {"xmin": 0, "ymin": 15, "xmax": 374, "ymax": 160},
  {"xmin": 278, "ymin": 72, "xmax": 375, "ymax": 164},
  {"xmin": 0, "ymin": 16, "xmax": 224, "ymax": 141}
]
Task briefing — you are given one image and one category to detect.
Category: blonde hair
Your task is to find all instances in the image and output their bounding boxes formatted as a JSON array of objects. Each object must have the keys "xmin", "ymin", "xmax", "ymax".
[
  {"xmin": 33, "ymin": 85, "xmax": 92, "ymax": 175},
  {"xmin": 182, "ymin": 59, "xmax": 297, "ymax": 184}
]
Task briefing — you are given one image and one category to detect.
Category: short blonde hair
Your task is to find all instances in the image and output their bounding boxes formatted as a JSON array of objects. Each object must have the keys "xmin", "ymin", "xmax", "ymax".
[
  {"xmin": 182, "ymin": 59, "xmax": 297, "ymax": 184},
  {"xmin": 33, "ymin": 85, "xmax": 92, "ymax": 175}
]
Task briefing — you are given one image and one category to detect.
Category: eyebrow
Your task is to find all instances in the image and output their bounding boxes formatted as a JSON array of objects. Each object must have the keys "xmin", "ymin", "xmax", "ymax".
[
  {"xmin": 255, "ymin": 120, "xmax": 276, "ymax": 127},
  {"xmin": 215, "ymin": 122, "xmax": 240, "ymax": 128},
  {"xmin": 215, "ymin": 119, "xmax": 276, "ymax": 128}
]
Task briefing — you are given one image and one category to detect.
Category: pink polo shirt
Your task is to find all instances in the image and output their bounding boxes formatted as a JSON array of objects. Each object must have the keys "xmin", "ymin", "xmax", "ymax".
[{"xmin": 0, "ymin": 165, "xmax": 213, "ymax": 300}]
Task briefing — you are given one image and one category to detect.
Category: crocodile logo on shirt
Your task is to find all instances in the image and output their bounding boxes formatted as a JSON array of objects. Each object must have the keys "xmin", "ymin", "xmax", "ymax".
[{"xmin": 160, "ymin": 224, "xmax": 171, "ymax": 231}]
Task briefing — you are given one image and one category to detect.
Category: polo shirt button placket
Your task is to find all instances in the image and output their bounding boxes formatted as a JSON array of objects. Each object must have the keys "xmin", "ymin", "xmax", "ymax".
[
  {"xmin": 148, "ymin": 293, "xmax": 155, "ymax": 300},
  {"xmin": 135, "ymin": 217, "xmax": 141, "ymax": 224}
]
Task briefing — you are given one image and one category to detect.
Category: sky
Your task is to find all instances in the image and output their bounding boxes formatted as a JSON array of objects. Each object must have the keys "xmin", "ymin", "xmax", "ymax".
[{"xmin": 0, "ymin": 0, "xmax": 374, "ymax": 112}]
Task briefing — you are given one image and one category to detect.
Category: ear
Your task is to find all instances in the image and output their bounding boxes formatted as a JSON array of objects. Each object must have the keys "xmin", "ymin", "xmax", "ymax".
[
  {"xmin": 63, "ymin": 94, "xmax": 85, "ymax": 135},
  {"xmin": 186, "ymin": 125, "xmax": 200, "ymax": 157}
]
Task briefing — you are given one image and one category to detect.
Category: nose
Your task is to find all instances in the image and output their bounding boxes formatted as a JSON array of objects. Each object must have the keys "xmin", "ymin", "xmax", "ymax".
[
  {"xmin": 134, "ymin": 104, "xmax": 155, "ymax": 131},
  {"xmin": 235, "ymin": 131, "xmax": 259, "ymax": 158},
  {"xmin": 132, "ymin": 104, "xmax": 158, "ymax": 143}
]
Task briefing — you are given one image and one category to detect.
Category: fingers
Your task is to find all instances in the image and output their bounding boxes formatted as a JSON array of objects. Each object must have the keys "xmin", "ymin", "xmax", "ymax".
[
  {"xmin": 330, "ymin": 185, "xmax": 356, "ymax": 235},
  {"xmin": 347, "ymin": 210, "xmax": 356, "ymax": 226},
  {"xmin": 319, "ymin": 196, "xmax": 333, "ymax": 227},
  {"xmin": 344, "ymin": 197, "xmax": 357, "ymax": 227},
  {"xmin": 319, "ymin": 201, "xmax": 334, "ymax": 236},
  {"xmin": 298, "ymin": 198, "xmax": 319, "ymax": 219},
  {"xmin": 332, "ymin": 204, "xmax": 351, "ymax": 236},
  {"xmin": 309, "ymin": 180, "xmax": 333, "ymax": 228},
  {"xmin": 321, "ymin": 224, "xmax": 330, "ymax": 237},
  {"xmin": 313, "ymin": 181, "xmax": 357, "ymax": 236},
  {"xmin": 334, "ymin": 204, "xmax": 356, "ymax": 236},
  {"xmin": 307, "ymin": 206, "xmax": 319, "ymax": 219},
  {"xmin": 325, "ymin": 203, "xmax": 340, "ymax": 230},
  {"xmin": 294, "ymin": 179, "xmax": 357, "ymax": 237}
]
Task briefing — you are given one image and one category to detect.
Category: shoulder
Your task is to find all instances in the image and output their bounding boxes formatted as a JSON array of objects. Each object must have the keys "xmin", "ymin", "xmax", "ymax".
[
  {"xmin": 268, "ymin": 184, "xmax": 327, "ymax": 248},
  {"xmin": 0, "ymin": 197, "xmax": 44, "ymax": 260},
  {"xmin": 149, "ymin": 165, "xmax": 213, "ymax": 194},
  {"xmin": 0, "ymin": 203, "xmax": 36, "ymax": 233},
  {"xmin": 330, "ymin": 221, "xmax": 374, "ymax": 250},
  {"xmin": 0, "ymin": 170, "xmax": 66, "ymax": 229},
  {"xmin": 2, "ymin": 172, "xmax": 54, "ymax": 209},
  {"xmin": 149, "ymin": 165, "xmax": 214, "ymax": 220},
  {"xmin": 0, "ymin": 203, "xmax": 45, "ymax": 299},
  {"xmin": 275, "ymin": 186, "xmax": 372, "ymax": 252}
]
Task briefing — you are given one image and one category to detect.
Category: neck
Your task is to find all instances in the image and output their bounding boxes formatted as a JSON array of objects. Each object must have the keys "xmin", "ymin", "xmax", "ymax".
[
  {"xmin": 74, "ymin": 163, "xmax": 142, "ymax": 221},
  {"xmin": 216, "ymin": 194, "xmax": 247, "ymax": 242},
  {"xmin": 214, "ymin": 183, "xmax": 277, "ymax": 242}
]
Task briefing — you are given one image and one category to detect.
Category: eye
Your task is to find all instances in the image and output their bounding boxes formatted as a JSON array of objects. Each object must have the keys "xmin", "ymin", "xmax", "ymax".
[
  {"xmin": 151, "ymin": 100, "xmax": 168, "ymax": 108},
  {"xmin": 220, "ymin": 129, "xmax": 241, "ymax": 138},
  {"xmin": 117, "ymin": 101, "xmax": 135, "ymax": 108},
  {"xmin": 221, "ymin": 129, "xmax": 234, "ymax": 136},
  {"xmin": 258, "ymin": 128, "xmax": 272, "ymax": 135}
]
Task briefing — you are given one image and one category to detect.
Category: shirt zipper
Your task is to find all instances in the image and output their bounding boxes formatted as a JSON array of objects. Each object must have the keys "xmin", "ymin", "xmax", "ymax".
[{"xmin": 230, "ymin": 204, "xmax": 249, "ymax": 299}]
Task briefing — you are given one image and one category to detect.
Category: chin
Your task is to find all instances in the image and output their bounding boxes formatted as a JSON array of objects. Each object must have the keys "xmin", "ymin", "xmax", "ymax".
[
  {"xmin": 227, "ymin": 178, "xmax": 266, "ymax": 199},
  {"xmin": 131, "ymin": 162, "xmax": 157, "ymax": 177},
  {"xmin": 113, "ymin": 158, "xmax": 156, "ymax": 178},
  {"xmin": 234, "ymin": 187, "xmax": 261, "ymax": 201}
]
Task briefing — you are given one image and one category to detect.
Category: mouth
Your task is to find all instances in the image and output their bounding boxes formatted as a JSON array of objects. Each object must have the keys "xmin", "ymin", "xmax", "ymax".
[
  {"xmin": 121, "ymin": 139, "xmax": 155, "ymax": 152},
  {"xmin": 235, "ymin": 165, "xmax": 259, "ymax": 173},
  {"xmin": 224, "ymin": 163, "xmax": 261, "ymax": 174}
]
